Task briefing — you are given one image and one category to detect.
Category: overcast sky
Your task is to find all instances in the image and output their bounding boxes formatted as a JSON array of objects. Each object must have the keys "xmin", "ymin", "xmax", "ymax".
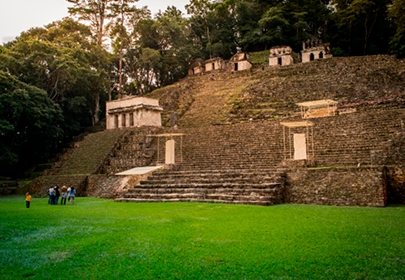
[{"xmin": 0, "ymin": 0, "xmax": 190, "ymax": 44}]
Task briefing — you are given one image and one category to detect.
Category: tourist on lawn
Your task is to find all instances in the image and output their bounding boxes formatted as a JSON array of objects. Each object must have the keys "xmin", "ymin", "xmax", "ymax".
[
  {"xmin": 48, "ymin": 186, "xmax": 55, "ymax": 205},
  {"xmin": 25, "ymin": 192, "xmax": 32, "ymax": 208},
  {"xmin": 69, "ymin": 187, "xmax": 76, "ymax": 205},
  {"xmin": 54, "ymin": 185, "xmax": 60, "ymax": 205},
  {"xmin": 60, "ymin": 185, "xmax": 68, "ymax": 205},
  {"xmin": 67, "ymin": 186, "xmax": 71, "ymax": 202}
]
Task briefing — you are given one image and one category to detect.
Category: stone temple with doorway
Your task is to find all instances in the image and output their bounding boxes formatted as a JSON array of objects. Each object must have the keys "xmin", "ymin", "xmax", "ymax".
[
  {"xmin": 301, "ymin": 39, "xmax": 332, "ymax": 63},
  {"xmin": 105, "ymin": 96, "xmax": 163, "ymax": 129}
]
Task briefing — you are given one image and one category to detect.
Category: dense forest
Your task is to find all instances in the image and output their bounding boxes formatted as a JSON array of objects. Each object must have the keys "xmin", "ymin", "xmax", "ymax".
[{"xmin": 0, "ymin": 0, "xmax": 404, "ymax": 177}]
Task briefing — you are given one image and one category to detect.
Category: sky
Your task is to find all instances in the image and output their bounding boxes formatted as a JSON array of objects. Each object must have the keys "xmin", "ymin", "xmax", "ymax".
[{"xmin": 0, "ymin": 0, "xmax": 190, "ymax": 44}]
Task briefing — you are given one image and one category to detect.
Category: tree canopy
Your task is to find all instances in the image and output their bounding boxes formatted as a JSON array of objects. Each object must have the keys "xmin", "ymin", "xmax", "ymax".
[{"xmin": 0, "ymin": 71, "xmax": 64, "ymax": 176}]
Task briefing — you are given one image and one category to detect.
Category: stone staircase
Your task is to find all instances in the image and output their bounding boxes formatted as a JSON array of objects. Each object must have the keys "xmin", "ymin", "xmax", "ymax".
[
  {"xmin": 115, "ymin": 168, "xmax": 286, "ymax": 206},
  {"xmin": 311, "ymin": 107, "xmax": 405, "ymax": 166},
  {"xmin": 115, "ymin": 106, "xmax": 405, "ymax": 205},
  {"xmin": 116, "ymin": 121, "xmax": 287, "ymax": 205},
  {"xmin": 28, "ymin": 129, "xmax": 126, "ymax": 197}
]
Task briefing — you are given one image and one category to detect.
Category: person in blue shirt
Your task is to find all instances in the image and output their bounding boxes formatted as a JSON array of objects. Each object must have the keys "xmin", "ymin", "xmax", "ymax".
[{"xmin": 69, "ymin": 186, "xmax": 76, "ymax": 205}]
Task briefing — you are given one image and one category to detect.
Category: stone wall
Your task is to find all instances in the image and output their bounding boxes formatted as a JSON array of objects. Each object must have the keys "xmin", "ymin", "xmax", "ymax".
[
  {"xmin": 269, "ymin": 46, "xmax": 294, "ymax": 66},
  {"xmin": 205, "ymin": 58, "xmax": 226, "ymax": 72},
  {"xmin": 285, "ymin": 167, "xmax": 386, "ymax": 206}
]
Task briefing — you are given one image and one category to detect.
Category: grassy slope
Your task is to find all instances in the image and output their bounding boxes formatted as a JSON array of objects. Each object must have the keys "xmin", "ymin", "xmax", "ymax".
[
  {"xmin": 1, "ymin": 196, "xmax": 404, "ymax": 279},
  {"xmin": 147, "ymin": 55, "xmax": 405, "ymax": 128}
]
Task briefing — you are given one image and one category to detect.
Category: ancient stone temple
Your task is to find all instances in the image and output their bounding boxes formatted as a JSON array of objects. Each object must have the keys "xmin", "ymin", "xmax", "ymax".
[
  {"xmin": 301, "ymin": 39, "xmax": 332, "ymax": 63},
  {"xmin": 230, "ymin": 48, "xmax": 252, "ymax": 72},
  {"xmin": 269, "ymin": 46, "xmax": 294, "ymax": 66},
  {"xmin": 188, "ymin": 58, "xmax": 205, "ymax": 76},
  {"xmin": 204, "ymin": 57, "xmax": 226, "ymax": 72},
  {"xmin": 106, "ymin": 96, "xmax": 163, "ymax": 130}
]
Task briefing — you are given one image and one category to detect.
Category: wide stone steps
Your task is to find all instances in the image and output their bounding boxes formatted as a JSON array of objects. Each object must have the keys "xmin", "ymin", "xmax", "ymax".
[
  {"xmin": 116, "ymin": 168, "xmax": 286, "ymax": 205},
  {"xmin": 115, "ymin": 197, "xmax": 276, "ymax": 206},
  {"xmin": 129, "ymin": 182, "xmax": 281, "ymax": 189},
  {"xmin": 144, "ymin": 171, "xmax": 285, "ymax": 182}
]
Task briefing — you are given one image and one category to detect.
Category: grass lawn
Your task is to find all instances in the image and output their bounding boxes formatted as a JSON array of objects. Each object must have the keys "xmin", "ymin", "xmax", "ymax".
[{"xmin": 0, "ymin": 196, "xmax": 404, "ymax": 280}]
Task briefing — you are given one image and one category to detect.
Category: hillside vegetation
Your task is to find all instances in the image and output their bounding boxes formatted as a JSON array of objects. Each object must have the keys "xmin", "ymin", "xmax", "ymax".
[{"xmin": 148, "ymin": 55, "xmax": 405, "ymax": 128}]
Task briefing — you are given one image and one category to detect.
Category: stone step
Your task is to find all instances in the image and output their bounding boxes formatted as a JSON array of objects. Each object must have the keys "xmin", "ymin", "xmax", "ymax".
[
  {"xmin": 130, "ymin": 182, "xmax": 282, "ymax": 190},
  {"xmin": 150, "ymin": 168, "xmax": 285, "ymax": 176},
  {"xmin": 142, "ymin": 175, "xmax": 285, "ymax": 185},
  {"xmin": 115, "ymin": 197, "xmax": 276, "ymax": 206},
  {"xmin": 124, "ymin": 192, "xmax": 282, "ymax": 201}
]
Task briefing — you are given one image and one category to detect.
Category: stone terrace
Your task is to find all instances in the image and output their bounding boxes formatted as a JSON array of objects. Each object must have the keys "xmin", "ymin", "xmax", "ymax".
[{"xmin": 229, "ymin": 55, "xmax": 405, "ymax": 122}]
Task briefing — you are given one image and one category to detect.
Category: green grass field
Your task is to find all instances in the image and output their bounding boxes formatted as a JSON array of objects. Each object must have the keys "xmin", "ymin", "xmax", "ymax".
[{"xmin": 1, "ymin": 196, "xmax": 404, "ymax": 279}]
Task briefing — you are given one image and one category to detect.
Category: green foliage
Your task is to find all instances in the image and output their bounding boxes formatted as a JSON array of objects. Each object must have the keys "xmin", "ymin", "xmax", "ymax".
[
  {"xmin": 249, "ymin": 50, "xmax": 270, "ymax": 65},
  {"xmin": 0, "ymin": 71, "xmax": 64, "ymax": 176},
  {"xmin": 330, "ymin": 0, "xmax": 390, "ymax": 55},
  {"xmin": 1, "ymin": 197, "xmax": 405, "ymax": 279},
  {"xmin": 388, "ymin": 0, "xmax": 405, "ymax": 57}
]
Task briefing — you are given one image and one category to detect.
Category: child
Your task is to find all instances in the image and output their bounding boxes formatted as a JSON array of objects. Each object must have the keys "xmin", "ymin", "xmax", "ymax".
[{"xmin": 25, "ymin": 192, "xmax": 32, "ymax": 208}]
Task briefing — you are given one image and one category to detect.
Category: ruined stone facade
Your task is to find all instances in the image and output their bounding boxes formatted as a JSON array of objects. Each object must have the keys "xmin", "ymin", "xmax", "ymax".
[
  {"xmin": 269, "ymin": 46, "xmax": 294, "ymax": 66},
  {"xmin": 204, "ymin": 57, "xmax": 227, "ymax": 72},
  {"xmin": 106, "ymin": 97, "xmax": 162, "ymax": 130},
  {"xmin": 188, "ymin": 58, "xmax": 205, "ymax": 76},
  {"xmin": 229, "ymin": 50, "xmax": 252, "ymax": 71},
  {"xmin": 189, "ymin": 49, "xmax": 252, "ymax": 76},
  {"xmin": 301, "ymin": 39, "xmax": 332, "ymax": 63}
]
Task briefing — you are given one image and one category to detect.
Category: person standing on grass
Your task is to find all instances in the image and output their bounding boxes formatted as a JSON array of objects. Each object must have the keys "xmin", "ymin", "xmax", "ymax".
[
  {"xmin": 48, "ymin": 186, "xmax": 55, "ymax": 205},
  {"xmin": 25, "ymin": 192, "xmax": 32, "ymax": 208},
  {"xmin": 67, "ymin": 186, "xmax": 71, "ymax": 202},
  {"xmin": 61, "ymin": 185, "xmax": 68, "ymax": 205},
  {"xmin": 69, "ymin": 186, "xmax": 76, "ymax": 205},
  {"xmin": 54, "ymin": 185, "xmax": 60, "ymax": 205}
]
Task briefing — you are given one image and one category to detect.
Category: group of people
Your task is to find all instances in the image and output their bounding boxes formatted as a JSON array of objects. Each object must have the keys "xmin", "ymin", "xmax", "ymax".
[{"xmin": 48, "ymin": 185, "xmax": 76, "ymax": 205}]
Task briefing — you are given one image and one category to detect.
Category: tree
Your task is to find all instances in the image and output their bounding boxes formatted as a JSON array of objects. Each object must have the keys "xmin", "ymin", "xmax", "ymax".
[
  {"xmin": 333, "ymin": 0, "xmax": 390, "ymax": 55},
  {"xmin": 259, "ymin": 6, "xmax": 291, "ymax": 47},
  {"xmin": 154, "ymin": 7, "xmax": 196, "ymax": 86},
  {"xmin": 0, "ymin": 71, "xmax": 64, "ymax": 176},
  {"xmin": 388, "ymin": 0, "xmax": 405, "ymax": 57},
  {"xmin": 109, "ymin": 0, "xmax": 141, "ymax": 98},
  {"xmin": 207, "ymin": 1, "xmax": 238, "ymax": 58},
  {"xmin": 186, "ymin": 0, "xmax": 213, "ymax": 57},
  {"xmin": 67, "ymin": 0, "xmax": 112, "ymax": 45},
  {"xmin": 234, "ymin": 0, "xmax": 264, "ymax": 51},
  {"xmin": 1, "ymin": 18, "xmax": 111, "ymax": 131}
]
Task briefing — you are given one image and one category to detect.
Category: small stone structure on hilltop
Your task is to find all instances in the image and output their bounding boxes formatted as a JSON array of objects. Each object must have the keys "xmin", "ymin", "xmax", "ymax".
[
  {"xmin": 230, "ymin": 48, "xmax": 252, "ymax": 72},
  {"xmin": 188, "ymin": 58, "xmax": 205, "ymax": 76},
  {"xmin": 188, "ymin": 48, "xmax": 252, "ymax": 76},
  {"xmin": 301, "ymin": 39, "xmax": 332, "ymax": 63},
  {"xmin": 269, "ymin": 46, "xmax": 294, "ymax": 66},
  {"xmin": 204, "ymin": 57, "xmax": 227, "ymax": 72},
  {"xmin": 106, "ymin": 96, "xmax": 163, "ymax": 130}
]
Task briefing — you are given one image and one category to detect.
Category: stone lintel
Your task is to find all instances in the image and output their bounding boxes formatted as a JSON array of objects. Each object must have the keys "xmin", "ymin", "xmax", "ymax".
[{"xmin": 108, "ymin": 104, "xmax": 163, "ymax": 114}]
